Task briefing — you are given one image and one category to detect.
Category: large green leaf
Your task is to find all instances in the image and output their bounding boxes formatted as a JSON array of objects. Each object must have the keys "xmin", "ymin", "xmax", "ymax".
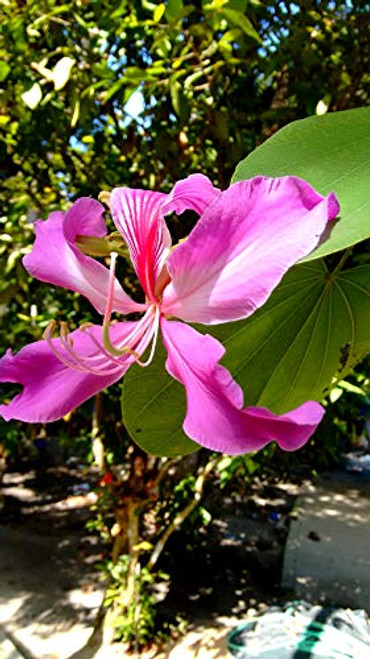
[
  {"xmin": 233, "ymin": 108, "xmax": 370, "ymax": 261},
  {"xmin": 122, "ymin": 262, "xmax": 370, "ymax": 455},
  {"xmin": 212, "ymin": 262, "xmax": 370, "ymax": 412},
  {"xmin": 122, "ymin": 342, "xmax": 199, "ymax": 457}
]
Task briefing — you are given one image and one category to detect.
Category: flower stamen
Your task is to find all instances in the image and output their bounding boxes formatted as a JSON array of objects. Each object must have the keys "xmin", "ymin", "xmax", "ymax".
[
  {"xmin": 136, "ymin": 305, "xmax": 160, "ymax": 368},
  {"xmin": 104, "ymin": 251, "xmax": 118, "ymax": 326},
  {"xmin": 44, "ymin": 321, "xmax": 127, "ymax": 376},
  {"xmin": 44, "ymin": 250, "xmax": 163, "ymax": 375},
  {"xmin": 102, "ymin": 306, "xmax": 154, "ymax": 357}
]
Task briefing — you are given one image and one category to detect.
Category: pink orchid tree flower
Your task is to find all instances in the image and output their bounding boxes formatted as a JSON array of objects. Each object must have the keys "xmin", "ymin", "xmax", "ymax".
[{"xmin": 0, "ymin": 175, "xmax": 339, "ymax": 455}]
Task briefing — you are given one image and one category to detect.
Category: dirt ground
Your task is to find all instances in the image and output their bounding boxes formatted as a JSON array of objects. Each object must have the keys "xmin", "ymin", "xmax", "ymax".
[{"xmin": 0, "ymin": 462, "xmax": 298, "ymax": 658}]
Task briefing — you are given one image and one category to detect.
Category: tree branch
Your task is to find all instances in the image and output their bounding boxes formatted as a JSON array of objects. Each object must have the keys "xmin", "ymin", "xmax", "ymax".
[{"xmin": 147, "ymin": 456, "xmax": 220, "ymax": 571}]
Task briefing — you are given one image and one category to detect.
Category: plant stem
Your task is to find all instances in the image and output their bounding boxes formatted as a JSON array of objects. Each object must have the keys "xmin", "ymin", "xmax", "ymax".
[
  {"xmin": 331, "ymin": 247, "xmax": 353, "ymax": 277},
  {"xmin": 147, "ymin": 456, "xmax": 220, "ymax": 571}
]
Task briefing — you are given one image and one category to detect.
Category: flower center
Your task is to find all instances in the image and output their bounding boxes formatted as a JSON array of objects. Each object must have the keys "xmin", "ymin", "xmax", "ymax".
[
  {"xmin": 43, "ymin": 252, "xmax": 161, "ymax": 375},
  {"xmin": 155, "ymin": 264, "xmax": 171, "ymax": 299}
]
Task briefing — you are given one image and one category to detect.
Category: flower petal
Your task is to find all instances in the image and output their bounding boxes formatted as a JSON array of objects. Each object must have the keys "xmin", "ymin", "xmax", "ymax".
[
  {"xmin": 110, "ymin": 188, "xmax": 170, "ymax": 301},
  {"xmin": 110, "ymin": 175, "xmax": 220, "ymax": 301},
  {"xmin": 161, "ymin": 319, "xmax": 325, "ymax": 455},
  {"xmin": 24, "ymin": 198, "xmax": 143, "ymax": 316},
  {"xmin": 162, "ymin": 174, "xmax": 221, "ymax": 216},
  {"xmin": 63, "ymin": 196, "xmax": 108, "ymax": 242},
  {"xmin": 0, "ymin": 323, "xmax": 137, "ymax": 423},
  {"xmin": 162, "ymin": 176, "xmax": 339, "ymax": 324}
]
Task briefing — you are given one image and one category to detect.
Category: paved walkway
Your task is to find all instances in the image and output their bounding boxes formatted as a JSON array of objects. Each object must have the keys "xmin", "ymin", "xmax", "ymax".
[
  {"xmin": 282, "ymin": 471, "xmax": 370, "ymax": 611},
  {"xmin": 0, "ymin": 471, "xmax": 104, "ymax": 659}
]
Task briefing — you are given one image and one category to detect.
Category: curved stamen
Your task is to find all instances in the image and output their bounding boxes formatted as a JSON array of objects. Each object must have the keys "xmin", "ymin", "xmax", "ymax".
[
  {"xmin": 103, "ymin": 305, "xmax": 155, "ymax": 357},
  {"xmin": 44, "ymin": 322, "xmax": 92, "ymax": 373},
  {"xmin": 59, "ymin": 325, "xmax": 130, "ymax": 376},
  {"xmin": 44, "ymin": 321, "xmax": 128, "ymax": 376},
  {"xmin": 102, "ymin": 250, "xmax": 157, "ymax": 357},
  {"xmin": 43, "ymin": 248, "xmax": 163, "ymax": 376},
  {"xmin": 136, "ymin": 305, "xmax": 161, "ymax": 368},
  {"xmin": 81, "ymin": 326, "xmax": 140, "ymax": 365},
  {"xmin": 63, "ymin": 323, "xmax": 131, "ymax": 366},
  {"xmin": 104, "ymin": 251, "xmax": 118, "ymax": 326}
]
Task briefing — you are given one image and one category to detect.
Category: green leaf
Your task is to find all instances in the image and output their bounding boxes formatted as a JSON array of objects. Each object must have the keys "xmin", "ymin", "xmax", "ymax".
[
  {"xmin": 170, "ymin": 77, "xmax": 190, "ymax": 123},
  {"xmin": 122, "ymin": 341, "xmax": 199, "ymax": 457},
  {"xmin": 0, "ymin": 62, "xmax": 10, "ymax": 82},
  {"xmin": 212, "ymin": 261, "xmax": 370, "ymax": 412},
  {"xmin": 221, "ymin": 9, "xmax": 261, "ymax": 42},
  {"xmin": 153, "ymin": 3, "xmax": 166, "ymax": 22},
  {"xmin": 166, "ymin": 0, "xmax": 183, "ymax": 21},
  {"xmin": 102, "ymin": 79, "xmax": 126, "ymax": 103},
  {"xmin": 233, "ymin": 108, "xmax": 370, "ymax": 261},
  {"xmin": 122, "ymin": 262, "xmax": 370, "ymax": 455}
]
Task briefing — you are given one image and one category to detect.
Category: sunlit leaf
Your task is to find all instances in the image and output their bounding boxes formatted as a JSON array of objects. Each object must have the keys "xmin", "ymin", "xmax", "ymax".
[
  {"xmin": 0, "ymin": 62, "xmax": 10, "ymax": 82},
  {"xmin": 220, "ymin": 8, "xmax": 261, "ymax": 42},
  {"xmin": 71, "ymin": 97, "xmax": 80, "ymax": 127},
  {"xmin": 21, "ymin": 82, "xmax": 42, "ymax": 109},
  {"xmin": 153, "ymin": 3, "xmax": 166, "ymax": 22},
  {"xmin": 53, "ymin": 57, "xmax": 76, "ymax": 91},
  {"xmin": 233, "ymin": 108, "xmax": 370, "ymax": 260}
]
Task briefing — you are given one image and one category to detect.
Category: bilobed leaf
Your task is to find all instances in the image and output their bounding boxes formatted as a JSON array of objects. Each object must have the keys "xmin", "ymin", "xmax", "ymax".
[
  {"xmin": 122, "ymin": 262, "xmax": 370, "ymax": 455},
  {"xmin": 122, "ymin": 341, "xmax": 199, "ymax": 457},
  {"xmin": 212, "ymin": 261, "xmax": 370, "ymax": 412},
  {"xmin": 233, "ymin": 108, "xmax": 370, "ymax": 260}
]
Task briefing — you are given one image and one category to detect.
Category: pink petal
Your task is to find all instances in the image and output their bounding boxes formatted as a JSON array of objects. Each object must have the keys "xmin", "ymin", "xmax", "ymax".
[
  {"xmin": 110, "ymin": 175, "xmax": 220, "ymax": 301},
  {"xmin": 162, "ymin": 174, "xmax": 221, "ymax": 216},
  {"xmin": 62, "ymin": 196, "xmax": 108, "ymax": 242},
  {"xmin": 0, "ymin": 324, "xmax": 137, "ymax": 423},
  {"xmin": 110, "ymin": 188, "xmax": 170, "ymax": 301},
  {"xmin": 23, "ymin": 198, "xmax": 143, "ymax": 316},
  {"xmin": 161, "ymin": 319, "xmax": 325, "ymax": 455},
  {"xmin": 161, "ymin": 176, "xmax": 339, "ymax": 324}
]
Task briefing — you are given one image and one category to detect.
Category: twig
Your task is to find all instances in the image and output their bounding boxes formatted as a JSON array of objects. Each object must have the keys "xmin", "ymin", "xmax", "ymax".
[{"xmin": 147, "ymin": 456, "xmax": 220, "ymax": 571}]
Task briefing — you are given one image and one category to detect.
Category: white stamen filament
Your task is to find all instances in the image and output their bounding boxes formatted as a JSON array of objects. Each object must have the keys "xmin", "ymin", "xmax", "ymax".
[
  {"xmin": 136, "ymin": 305, "xmax": 160, "ymax": 367},
  {"xmin": 103, "ymin": 251, "xmax": 118, "ymax": 326}
]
